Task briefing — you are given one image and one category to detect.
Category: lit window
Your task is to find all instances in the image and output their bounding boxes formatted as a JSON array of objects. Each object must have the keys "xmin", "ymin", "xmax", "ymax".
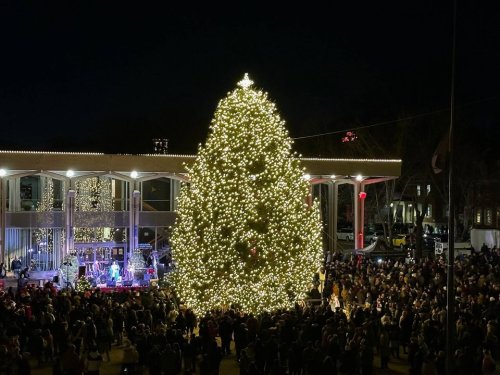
[
  {"xmin": 426, "ymin": 184, "xmax": 431, "ymax": 194},
  {"xmin": 486, "ymin": 209, "xmax": 492, "ymax": 225},
  {"xmin": 426, "ymin": 204, "xmax": 432, "ymax": 217},
  {"xmin": 475, "ymin": 209, "xmax": 482, "ymax": 224},
  {"xmin": 417, "ymin": 185, "xmax": 421, "ymax": 197}
]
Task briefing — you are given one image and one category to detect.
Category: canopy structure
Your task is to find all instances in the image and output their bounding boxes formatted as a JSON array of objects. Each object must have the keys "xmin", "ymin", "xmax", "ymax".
[{"xmin": 0, "ymin": 150, "xmax": 401, "ymax": 267}]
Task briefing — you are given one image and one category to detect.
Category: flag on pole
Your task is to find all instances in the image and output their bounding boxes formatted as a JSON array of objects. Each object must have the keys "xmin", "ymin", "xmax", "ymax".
[{"xmin": 431, "ymin": 132, "xmax": 449, "ymax": 174}]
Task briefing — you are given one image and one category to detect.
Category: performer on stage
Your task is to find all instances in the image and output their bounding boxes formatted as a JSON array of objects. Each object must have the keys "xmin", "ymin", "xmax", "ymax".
[
  {"xmin": 92, "ymin": 260, "xmax": 101, "ymax": 278},
  {"xmin": 151, "ymin": 251, "xmax": 158, "ymax": 279},
  {"xmin": 125, "ymin": 259, "xmax": 135, "ymax": 281},
  {"xmin": 110, "ymin": 260, "xmax": 120, "ymax": 281}
]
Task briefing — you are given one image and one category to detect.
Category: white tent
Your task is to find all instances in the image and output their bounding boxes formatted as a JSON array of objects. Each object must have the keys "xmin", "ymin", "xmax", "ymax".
[{"xmin": 353, "ymin": 241, "xmax": 377, "ymax": 254}]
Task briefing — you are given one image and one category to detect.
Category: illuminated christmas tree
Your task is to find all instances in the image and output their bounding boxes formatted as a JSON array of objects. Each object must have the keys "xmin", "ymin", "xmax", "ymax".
[{"xmin": 170, "ymin": 74, "xmax": 323, "ymax": 314}]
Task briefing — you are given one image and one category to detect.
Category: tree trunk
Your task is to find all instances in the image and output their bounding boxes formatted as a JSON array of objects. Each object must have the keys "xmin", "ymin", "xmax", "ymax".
[{"xmin": 415, "ymin": 210, "xmax": 425, "ymax": 260}]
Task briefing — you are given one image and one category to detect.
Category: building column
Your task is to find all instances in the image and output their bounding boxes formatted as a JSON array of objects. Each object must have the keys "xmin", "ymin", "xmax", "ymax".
[
  {"xmin": 170, "ymin": 179, "xmax": 181, "ymax": 212},
  {"xmin": 0, "ymin": 178, "xmax": 6, "ymax": 264},
  {"xmin": 129, "ymin": 187, "xmax": 140, "ymax": 260},
  {"xmin": 328, "ymin": 181, "xmax": 339, "ymax": 254},
  {"xmin": 357, "ymin": 184, "xmax": 366, "ymax": 249},
  {"xmin": 65, "ymin": 190, "xmax": 75, "ymax": 258},
  {"xmin": 353, "ymin": 182, "xmax": 360, "ymax": 249}
]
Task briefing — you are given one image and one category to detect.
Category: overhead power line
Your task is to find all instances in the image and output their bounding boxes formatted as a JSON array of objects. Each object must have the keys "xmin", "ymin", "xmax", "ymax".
[{"xmin": 292, "ymin": 93, "xmax": 500, "ymax": 141}]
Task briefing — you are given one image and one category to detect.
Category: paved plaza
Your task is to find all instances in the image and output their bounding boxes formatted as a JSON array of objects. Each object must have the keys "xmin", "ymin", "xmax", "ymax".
[{"xmin": 28, "ymin": 339, "xmax": 408, "ymax": 375}]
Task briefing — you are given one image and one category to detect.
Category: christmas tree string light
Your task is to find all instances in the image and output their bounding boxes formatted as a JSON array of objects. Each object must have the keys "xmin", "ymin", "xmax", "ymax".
[
  {"xmin": 170, "ymin": 74, "xmax": 323, "ymax": 314},
  {"xmin": 74, "ymin": 177, "xmax": 113, "ymax": 242}
]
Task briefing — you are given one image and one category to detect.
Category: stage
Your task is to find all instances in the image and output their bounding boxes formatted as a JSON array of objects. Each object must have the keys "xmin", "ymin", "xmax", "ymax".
[{"xmin": 96, "ymin": 285, "xmax": 152, "ymax": 293}]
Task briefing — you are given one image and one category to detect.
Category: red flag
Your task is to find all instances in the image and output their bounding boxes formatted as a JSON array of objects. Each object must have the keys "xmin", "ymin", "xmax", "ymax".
[{"xmin": 431, "ymin": 132, "xmax": 449, "ymax": 174}]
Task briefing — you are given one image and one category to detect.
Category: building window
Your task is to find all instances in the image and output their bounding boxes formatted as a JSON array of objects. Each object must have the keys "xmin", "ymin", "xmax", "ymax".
[
  {"xmin": 475, "ymin": 209, "xmax": 482, "ymax": 224},
  {"xmin": 426, "ymin": 184, "xmax": 431, "ymax": 194},
  {"xmin": 417, "ymin": 185, "xmax": 421, "ymax": 197},
  {"xmin": 485, "ymin": 209, "xmax": 492, "ymax": 225},
  {"xmin": 427, "ymin": 204, "xmax": 432, "ymax": 217}
]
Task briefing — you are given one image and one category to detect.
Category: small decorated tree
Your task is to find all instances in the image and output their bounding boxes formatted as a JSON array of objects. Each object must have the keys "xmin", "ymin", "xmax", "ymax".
[{"xmin": 75, "ymin": 275, "xmax": 92, "ymax": 292}]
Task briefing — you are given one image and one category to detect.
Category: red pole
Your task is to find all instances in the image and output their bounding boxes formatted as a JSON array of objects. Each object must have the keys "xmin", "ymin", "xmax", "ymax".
[{"xmin": 358, "ymin": 191, "xmax": 366, "ymax": 248}]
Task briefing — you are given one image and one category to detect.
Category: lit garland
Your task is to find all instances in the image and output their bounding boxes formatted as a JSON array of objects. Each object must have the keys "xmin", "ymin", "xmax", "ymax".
[
  {"xmin": 34, "ymin": 177, "xmax": 59, "ymax": 254},
  {"xmin": 170, "ymin": 73, "xmax": 323, "ymax": 315},
  {"xmin": 74, "ymin": 177, "xmax": 113, "ymax": 242}
]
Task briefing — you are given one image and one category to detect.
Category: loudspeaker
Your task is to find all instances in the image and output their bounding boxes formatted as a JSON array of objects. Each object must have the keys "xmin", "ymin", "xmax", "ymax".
[
  {"xmin": 122, "ymin": 280, "xmax": 133, "ymax": 287},
  {"xmin": 78, "ymin": 266, "xmax": 86, "ymax": 278},
  {"xmin": 157, "ymin": 264, "xmax": 165, "ymax": 279},
  {"xmin": 52, "ymin": 275, "xmax": 59, "ymax": 283}
]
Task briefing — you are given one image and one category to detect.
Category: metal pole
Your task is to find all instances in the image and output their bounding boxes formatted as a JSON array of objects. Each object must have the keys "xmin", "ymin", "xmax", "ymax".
[{"xmin": 446, "ymin": 0, "xmax": 457, "ymax": 372}]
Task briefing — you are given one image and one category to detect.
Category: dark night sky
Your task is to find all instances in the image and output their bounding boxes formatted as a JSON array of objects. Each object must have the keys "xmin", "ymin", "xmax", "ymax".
[{"xmin": 0, "ymin": 1, "xmax": 499, "ymax": 156}]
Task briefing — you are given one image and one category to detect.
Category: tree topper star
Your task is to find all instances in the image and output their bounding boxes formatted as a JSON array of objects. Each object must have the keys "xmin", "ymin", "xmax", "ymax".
[{"xmin": 237, "ymin": 73, "xmax": 254, "ymax": 89}]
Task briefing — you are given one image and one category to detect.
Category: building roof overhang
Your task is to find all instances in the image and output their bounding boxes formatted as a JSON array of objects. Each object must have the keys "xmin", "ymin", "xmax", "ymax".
[{"xmin": 0, "ymin": 150, "xmax": 401, "ymax": 179}]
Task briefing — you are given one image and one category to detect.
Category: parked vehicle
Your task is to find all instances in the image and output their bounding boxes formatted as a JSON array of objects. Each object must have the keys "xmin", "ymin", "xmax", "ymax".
[
  {"xmin": 337, "ymin": 228, "xmax": 354, "ymax": 241},
  {"xmin": 392, "ymin": 233, "xmax": 415, "ymax": 250},
  {"xmin": 392, "ymin": 234, "xmax": 407, "ymax": 247}
]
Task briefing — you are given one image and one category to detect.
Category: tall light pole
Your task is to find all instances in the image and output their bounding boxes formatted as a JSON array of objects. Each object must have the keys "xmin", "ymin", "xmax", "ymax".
[{"xmin": 446, "ymin": 0, "xmax": 457, "ymax": 372}]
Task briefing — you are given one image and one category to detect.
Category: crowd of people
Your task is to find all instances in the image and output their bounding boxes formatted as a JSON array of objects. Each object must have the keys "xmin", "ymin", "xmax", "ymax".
[
  {"xmin": 0, "ymin": 244, "xmax": 498, "ymax": 375},
  {"xmin": 315, "ymin": 246, "xmax": 499, "ymax": 374},
  {"xmin": 0, "ymin": 283, "xmax": 183, "ymax": 374}
]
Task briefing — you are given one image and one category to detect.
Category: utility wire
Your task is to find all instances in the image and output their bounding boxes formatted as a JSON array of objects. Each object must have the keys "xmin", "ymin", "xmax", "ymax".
[{"xmin": 292, "ymin": 93, "xmax": 500, "ymax": 141}]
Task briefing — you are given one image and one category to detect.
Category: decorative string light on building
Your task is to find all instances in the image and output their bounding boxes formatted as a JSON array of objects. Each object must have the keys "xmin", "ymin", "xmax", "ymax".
[
  {"xmin": 34, "ymin": 177, "xmax": 58, "ymax": 254},
  {"xmin": 170, "ymin": 73, "xmax": 323, "ymax": 315},
  {"xmin": 74, "ymin": 177, "xmax": 113, "ymax": 242},
  {"xmin": 341, "ymin": 131, "xmax": 358, "ymax": 143}
]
